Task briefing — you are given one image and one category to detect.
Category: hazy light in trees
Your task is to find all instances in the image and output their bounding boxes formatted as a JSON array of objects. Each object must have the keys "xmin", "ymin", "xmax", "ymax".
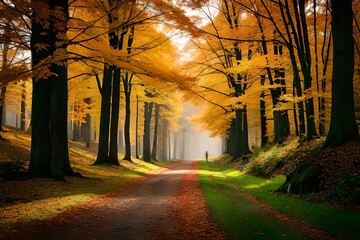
[{"xmin": 179, "ymin": 102, "xmax": 222, "ymax": 160}]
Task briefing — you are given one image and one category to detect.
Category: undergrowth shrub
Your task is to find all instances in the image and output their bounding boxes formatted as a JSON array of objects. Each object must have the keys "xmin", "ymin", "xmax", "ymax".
[
  {"xmin": 244, "ymin": 139, "xmax": 299, "ymax": 178},
  {"xmin": 0, "ymin": 160, "xmax": 26, "ymax": 180}
]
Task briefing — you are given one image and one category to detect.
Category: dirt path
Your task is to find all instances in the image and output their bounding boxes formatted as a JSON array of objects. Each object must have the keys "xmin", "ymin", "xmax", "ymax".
[{"xmin": 3, "ymin": 160, "xmax": 226, "ymax": 240}]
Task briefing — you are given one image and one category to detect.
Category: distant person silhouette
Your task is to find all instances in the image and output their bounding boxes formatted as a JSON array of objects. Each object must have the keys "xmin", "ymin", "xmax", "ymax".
[{"xmin": 205, "ymin": 150, "xmax": 209, "ymax": 163}]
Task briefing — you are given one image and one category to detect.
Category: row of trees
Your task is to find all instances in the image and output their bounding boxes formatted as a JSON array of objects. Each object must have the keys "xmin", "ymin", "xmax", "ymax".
[
  {"xmin": 188, "ymin": 0, "xmax": 359, "ymax": 160},
  {"xmin": 0, "ymin": 0, "xmax": 198, "ymax": 178},
  {"xmin": 0, "ymin": 0, "xmax": 359, "ymax": 179}
]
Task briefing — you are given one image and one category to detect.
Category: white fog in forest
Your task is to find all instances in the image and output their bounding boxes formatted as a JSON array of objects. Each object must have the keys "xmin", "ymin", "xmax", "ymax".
[{"xmin": 172, "ymin": 102, "xmax": 223, "ymax": 160}]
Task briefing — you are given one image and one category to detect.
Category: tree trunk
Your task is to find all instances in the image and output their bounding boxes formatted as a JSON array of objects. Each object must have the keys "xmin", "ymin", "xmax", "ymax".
[
  {"xmin": 93, "ymin": 65, "xmax": 112, "ymax": 165},
  {"xmin": 161, "ymin": 119, "xmax": 169, "ymax": 161},
  {"xmin": 172, "ymin": 131, "xmax": 177, "ymax": 160},
  {"xmin": 143, "ymin": 102, "xmax": 153, "ymax": 162},
  {"xmin": 28, "ymin": 78, "xmax": 52, "ymax": 177},
  {"xmin": 323, "ymin": 0, "xmax": 359, "ymax": 147},
  {"xmin": 50, "ymin": 63, "xmax": 74, "ymax": 178},
  {"xmin": 20, "ymin": 82, "xmax": 26, "ymax": 131},
  {"xmin": 84, "ymin": 98, "xmax": 91, "ymax": 147},
  {"xmin": 0, "ymin": 20, "xmax": 9, "ymax": 132},
  {"xmin": 151, "ymin": 103, "xmax": 159, "ymax": 160},
  {"xmin": 123, "ymin": 72, "xmax": 132, "ymax": 161},
  {"xmin": 29, "ymin": 0, "xmax": 74, "ymax": 178},
  {"xmin": 108, "ymin": 68, "xmax": 120, "ymax": 165},
  {"xmin": 234, "ymin": 109, "xmax": 243, "ymax": 159},
  {"xmin": 280, "ymin": 0, "xmax": 306, "ymax": 139},
  {"xmin": 240, "ymin": 107, "xmax": 251, "ymax": 156},
  {"xmin": 260, "ymin": 75, "xmax": 268, "ymax": 146},
  {"xmin": 0, "ymin": 85, "xmax": 6, "ymax": 132},
  {"xmin": 135, "ymin": 95, "xmax": 140, "ymax": 159},
  {"xmin": 73, "ymin": 121, "xmax": 80, "ymax": 141}
]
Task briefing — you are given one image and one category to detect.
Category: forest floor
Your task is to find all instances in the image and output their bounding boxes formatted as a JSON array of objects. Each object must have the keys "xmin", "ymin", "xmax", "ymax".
[
  {"xmin": 1, "ymin": 160, "xmax": 226, "ymax": 240},
  {"xmin": 0, "ymin": 129, "xmax": 359, "ymax": 239},
  {"xmin": 0, "ymin": 129, "xmax": 226, "ymax": 240}
]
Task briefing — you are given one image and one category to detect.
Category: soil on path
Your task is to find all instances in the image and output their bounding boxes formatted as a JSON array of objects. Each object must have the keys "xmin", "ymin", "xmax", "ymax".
[{"xmin": 3, "ymin": 160, "xmax": 226, "ymax": 240}]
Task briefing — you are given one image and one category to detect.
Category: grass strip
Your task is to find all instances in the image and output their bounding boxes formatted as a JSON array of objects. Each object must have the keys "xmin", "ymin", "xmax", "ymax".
[
  {"xmin": 204, "ymin": 160, "xmax": 359, "ymax": 239},
  {"xmin": 199, "ymin": 161, "xmax": 308, "ymax": 240}
]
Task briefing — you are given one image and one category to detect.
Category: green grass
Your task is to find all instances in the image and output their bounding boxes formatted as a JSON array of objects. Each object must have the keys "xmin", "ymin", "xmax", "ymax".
[
  {"xmin": 199, "ymin": 161, "xmax": 308, "ymax": 240},
  {"xmin": 200, "ymin": 160, "xmax": 360, "ymax": 239}
]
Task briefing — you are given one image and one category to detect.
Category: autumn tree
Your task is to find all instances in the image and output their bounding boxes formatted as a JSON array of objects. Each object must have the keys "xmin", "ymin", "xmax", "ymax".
[
  {"xmin": 323, "ymin": 0, "xmax": 359, "ymax": 147},
  {"xmin": 0, "ymin": 4, "xmax": 29, "ymax": 133},
  {"xmin": 28, "ymin": 0, "xmax": 75, "ymax": 178}
]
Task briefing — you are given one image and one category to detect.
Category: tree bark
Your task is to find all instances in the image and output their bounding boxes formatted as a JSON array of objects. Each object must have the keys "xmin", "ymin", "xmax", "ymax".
[
  {"xmin": 108, "ymin": 68, "xmax": 120, "ymax": 165},
  {"xmin": 135, "ymin": 95, "xmax": 140, "ymax": 159},
  {"xmin": 0, "ymin": 25, "xmax": 9, "ymax": 132},
  {"xmin": 20, "ymin": 82, "xmax": 27, "ymax": 131},
  {"xmin": 323, "ymin": 0, "xmax": 359, "ymax": 147},
  {"xmin": 123, "ymin": 72, "xmax": 133, "ymax": 161},
  {"xmin": 151, "ymin": 103, "xmax": 160, "ymax": 160},
  {"xmin": 28, "ymin": 0, "xmax": 74, "ymax": 178},
  {"xmin": 239, "ymin": 107, "xmax": 251, "ymax": 156},
  {"xmin": 28, "ymin": 2, "xmax": 52, "ymax": 176},
  {"xmin": 93, "ymin": 65, "xmax": 112, "ymax": 165},
  {"xmin": 50, "ymin": 62, "xmax": 74, "ymax": 178},
  {"xmin": 260, "ymin": 75, "xmax": 268, "ymax": 146},
  {"xmin": 161, "ymin": 119, "xmax": 169, "ymax": 161},
  {"xmin": 0, "ymin": 85, "xmax": 6, "ymax": 132},
  {"xmin": 172, "ymin": 131, "xmax": 177, "ymax": 160},
  {"xmin": 143, "ymin": 102, "xmax": 153, "ymax": 162},
  {"xmin": 84, "ymin": 98, "xmax": 91, "ymax": 148}
]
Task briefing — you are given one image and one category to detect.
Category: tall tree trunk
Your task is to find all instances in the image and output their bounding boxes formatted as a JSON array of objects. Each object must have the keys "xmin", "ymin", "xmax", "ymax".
[
  {"xmin": 50, "ymin": 62, "xmax": 74, "ymax": 178},
  {"xmin": 181, "ymin": 128, "xmax": 185, "ymax": 160},
  {"xmin": 323, "ymin": 0, "xmax": 359, "ymax": 147},
  {"xmin": 84, "ymin": 98, "xmax": 91, "ymax": 148},
  {"xmin": 260, "ymin": 75, "xmax": 268, "ymax": 146},
  {"xmin": 168, "ymin": 130, "xmax": 171, "ymax": 160},
  {"xmin": 319, "ymin": 19, "xmax": 332, "ymax": 136},
  {"xmin": 172, "ymin": 131, "xmax": 177, "ymax": 160},
  {"xmin": 93, "ymin": 65, "xmax": 112, "ymax": 165},
  {"xmin": 20, "ymin": 82, "xmax": 26, "ymax": 131},
  {"xmin": 119, "ymin": 127, "xmax": 125, "ymax": 153},
  {"xmin": 0, "ymin": 85, "xmax": 6, "ymax": 132},
  {"xmin": 29, "ymin": 78, "xmax": 51, "ymax": 177},
  {"xmin": 29, "ymin": 0, "xmax": 74, "ymax": 178},
  {"xmin": 123, "ymin": 72, "xmax": 133, "ymax": 161},
  {"xmin": 272, "ymin": 68, "xmax": 290, "ymax": 142},
  {"xmin": 135, "ymin": 95, "xmax": 140, "ymax": 159},
  {"xmin": 108, "ymin": 68, "xmax": 120, "ymax": 165},
  {"xmin": 240, "ymin": 107, "xmax": 251, "ymax": 156},
  {"xmin": 143, "ymin": 102, "xmax": 153, "ymax": 162},
  {"xmin": 161, "ymin": 119, "xmax": 169, "ymax": 161},
  {"xmin": 151, "ymin": 103, "xmax": 159, "ymax": 160},
  {"xmin": 0, "ymin": 24, "xmax": 9, "ymax": 132},
  {"xmin": 234, "ymin": 109, "xmax": 244, "ymax": 159},
  {"xmin": 28, "ymin": 1, "xmax": 52, "ymax": 176},
  {"xmin": 286, "ymin": 0, "xmax": 317, "ymax": 140},
  {"xmin": 72, "ymin": 117, "xmax": 80, "ymax": 141},
  {"xmin": 280, "ymin": 0, "xmax": 307, "ymax": 139}
]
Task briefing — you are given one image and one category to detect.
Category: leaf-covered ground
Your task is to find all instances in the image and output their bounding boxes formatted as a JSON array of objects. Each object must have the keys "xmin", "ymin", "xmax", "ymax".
[
  {"xmin": 240, "ymin": 137, "xmax": 360, "ymax": 210},
  {"xmin": 1, "ymin": 129, "xmax": 359, "ymax": 239},
  {"xmin": 0, "ymin": 129, "xmax": 226, "ymax": 239}
]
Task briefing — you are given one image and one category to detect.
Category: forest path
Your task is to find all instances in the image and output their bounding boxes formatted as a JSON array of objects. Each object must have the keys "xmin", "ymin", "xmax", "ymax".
[{"xmin": 3, "ymin": 160, "xmax": 225, "ymax": 240}]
